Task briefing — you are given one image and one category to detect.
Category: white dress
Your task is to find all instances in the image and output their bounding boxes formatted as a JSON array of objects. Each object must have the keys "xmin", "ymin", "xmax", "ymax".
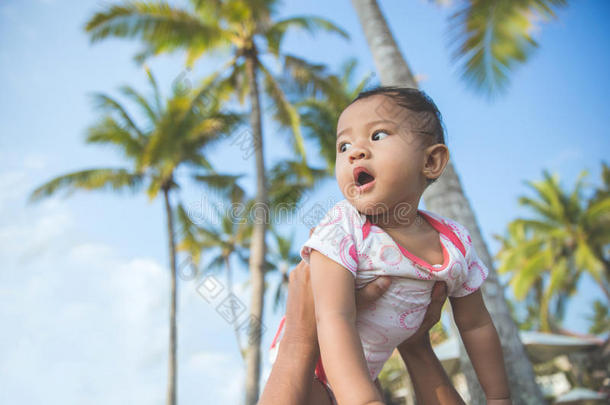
[{"xmin": 271, "ymin": 199, "xmax": 488, "ymax": 382}]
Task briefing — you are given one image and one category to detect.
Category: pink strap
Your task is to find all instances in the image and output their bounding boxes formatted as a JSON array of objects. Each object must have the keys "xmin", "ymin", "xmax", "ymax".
[{"xmin": 269, "ymin": 315, "xmax": 286, "ymax": 349}]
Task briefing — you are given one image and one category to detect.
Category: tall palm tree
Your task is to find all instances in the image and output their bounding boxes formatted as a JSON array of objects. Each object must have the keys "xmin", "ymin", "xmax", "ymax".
[
  {"xmin": 494, "ymin": 221, "xmax": 547, "ymax": 331},
  {"xmin": 175, "ymin": 187, "xmax": 253, "ymax": 359},
  {"xmin": 495, "ymin": 169, "xmax": 610, "ymax": 331},
  {"xmin": 349, "ymin": 0, "xmax": 567, "ymax": 402},
  {"xmin": 587, "ymin": 300, "xmax": 610, "ymax": 335},
  {"xmin": 266, "ymin": 226, "xmax": 301, "ymax": 313},
  {"xmin": 30, "ymin": 70, "xmax": 241, "ymax": 405},
  {"xmin": 589, "ymin": 162, "xmax": 610, "ymax": 283},
  {"xmin": 84, "ymin": 3, "xmax": 348, "ymax": 401},
  {"xmin": 260, "ymin": 57, "xmax": 372, "ymax": 308}
]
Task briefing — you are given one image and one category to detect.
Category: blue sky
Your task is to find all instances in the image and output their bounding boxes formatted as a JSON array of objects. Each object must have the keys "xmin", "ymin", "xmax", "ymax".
[{"xmin": 1, "ymin": 0, "xmax": 608, "ymax": 403}]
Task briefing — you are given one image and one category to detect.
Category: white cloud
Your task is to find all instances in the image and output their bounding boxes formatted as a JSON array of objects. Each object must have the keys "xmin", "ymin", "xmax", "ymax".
[
  {"xmin": 24, "ymin": 153, "xmax": 48, "ymax": 170},
  {"xmin": 186, "ymin": 351, "xmax": 244, "ymax": 404},
  {"xmin": 0, "ymin": 158, "xmax": 245, "ymax": 404}
]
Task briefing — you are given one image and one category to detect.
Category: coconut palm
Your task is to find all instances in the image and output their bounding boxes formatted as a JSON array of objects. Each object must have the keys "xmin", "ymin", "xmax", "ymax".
[
  {"xmin": 349, "ymin": 0, "xmax": 567, "ymax": 402},
  {"xmin": 266, "ymin": 226, "xmax": 301, "ymax": 312},
  {"xmin": 30, "ymin": 70, "xmax": 241, "ymax": 405},
  {"xmin": 495, "ymin": 169, "xmax": 610, "ymax": 332},
  {"xmin": 175, "ymin": 185, "xmax": 253, "ymax": 359},
  {"xmin": 587, "ymin": 300, "xmax": 610, "ymax": 335},
  {"xmin": 589, "ymin": 162, "xmax": 610, "ymax": 282},
  {"xmin": 442, "ymin": 0, "xmax": 568, "ymax": 97},
  {"xmin": 495, "ymin": 221, "xmax": 548, "ymax": 331},
  {"xmin": 84, "ymin": 3, "xmax": 348, "ymax": 401},
  {"xmin": 260, "ymin": 58, "xmax": 372, "ymax": 307}
]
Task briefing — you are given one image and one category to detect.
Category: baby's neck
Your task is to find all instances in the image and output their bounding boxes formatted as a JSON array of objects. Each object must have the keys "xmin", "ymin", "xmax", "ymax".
[{"xmin": 367, "ymin": 209, "xmax": 424, "ymax": 232}]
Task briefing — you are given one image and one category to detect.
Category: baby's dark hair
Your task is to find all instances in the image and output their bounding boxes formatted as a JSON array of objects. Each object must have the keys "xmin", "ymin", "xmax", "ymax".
[{"xmin": 348, "ymin": 86, "xmax": 446, "ymax": 186}]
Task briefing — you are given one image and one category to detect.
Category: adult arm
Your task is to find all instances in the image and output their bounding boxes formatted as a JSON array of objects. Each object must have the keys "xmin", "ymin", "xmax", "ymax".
[
  {"xmin": 258, "ymin": 260, "xmax": 391, "ymax": 405},
  {"xmin": 257, "ymin": 260, "xmax": 320, "ymax": 405},
  {"xmin": 450, "ymin": 290, "xmax": 511, "ymax": 404},
  {"xmin": 397, "ymin": 282, "xmax": 466, "ymax": 405},
  {"xmin": 258, "ymin": 264, "xmax": 464, "ymax": 405},
  {"xmin": 310, "ymin": 250, "xmax": 384, "ymax": 405}
]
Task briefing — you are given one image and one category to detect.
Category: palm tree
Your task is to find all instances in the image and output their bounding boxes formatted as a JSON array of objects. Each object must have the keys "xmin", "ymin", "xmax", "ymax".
[
  {"xmin": 84, "ymin": 3, "xmax": 348, "ymax": 401},
  {"xmin": 494, "ymin": 221, "xmax": 547, "ymax": 331},
  {"xmin": 266, "ymin": 227, "xmax": 301, "ymax": 313},
  {"xmin": 587, "ymin": 300, "xmax": 610, "ymax": 335},
  {"xmin": 495, "ymin": 169, "xmax": 610, "ymax": 331},
  {"xmin": 349, "ymin": 0, "xmax": 567, "ymax": 402},
  {"xmin": 589, "ymin": 162, "xmax": 610, "ymax": 283},
  {"xmin": 30, "ymin": 70, "xmax": 241, "ymax": 405},
  {"xmin": 175, "ymin": 186, "xmax": 253, "ymax": 359},
  {"xmin": 256, "ymin": 57, "xmax": 372, "ymax": 308}
]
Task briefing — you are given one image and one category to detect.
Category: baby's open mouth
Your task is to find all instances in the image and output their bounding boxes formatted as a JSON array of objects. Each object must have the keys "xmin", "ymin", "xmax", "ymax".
[
  {"xmin": 357, "ymin": 172, "xmax": 375, "ymax": 186},
  {"xmin": 354, "ymin": 167, "xmax": 375, "ymax": 186}
]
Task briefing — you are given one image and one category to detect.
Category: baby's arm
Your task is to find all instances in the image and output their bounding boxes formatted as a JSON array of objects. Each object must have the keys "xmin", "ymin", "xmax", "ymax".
[
  {"xmin": 310, "ymin": 249, "xmax": 385, "ymax": 405},
  {"xmin": 450, "ymin": 290, "xmax": 511, "ymax": 404}
]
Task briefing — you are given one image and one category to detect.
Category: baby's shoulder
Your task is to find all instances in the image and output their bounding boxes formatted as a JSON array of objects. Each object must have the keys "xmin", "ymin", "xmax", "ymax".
[{"xmin": 318, "ymin": 199, "xmax": 365, "ymax": 228}]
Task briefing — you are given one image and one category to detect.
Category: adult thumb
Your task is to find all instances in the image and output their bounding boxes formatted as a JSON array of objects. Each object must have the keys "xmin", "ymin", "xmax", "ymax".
[{"xmin": 356, "ymin": 276, "xmax": 391, "ymax": 309}]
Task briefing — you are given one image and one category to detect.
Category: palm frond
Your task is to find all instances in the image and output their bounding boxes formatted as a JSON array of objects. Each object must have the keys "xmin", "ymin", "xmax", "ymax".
[
  {"xmin": 30, "ymin": 168, "xmax": 143, "ymax": 202},
  {"xmin": 144, "ymin": 65, "xmax": 163, "ymax": 115},
  {"xmin": 175, "ymin": 202, "xmax": 204, "ymax": 266},
  {"xmin": 85, "ymin": 1, "xmax": 224, "ymax": 63},
  {"xmin": 85, "ymin": 117, "xmax": 146, "ymax": 159},
  {"xmin": 193, "ymin": 173, "xmax": 246, "ymax": 204},
  {"xmin": 265, "ymin": 15, "xmax": 349, "ymax": 56},
  {"xmin": 118, "ymin": 84, "xmax": 159, "ymax": 125},
  {"xmin": 281, "ymin": 54, "xmax": 334, "ymax": 98},
  {"xmin": 89, "ymin": 92, "xmax": 145, "ymax": 138},
  {"xmin": 447, "ymin": 0, "xmax": 567, "ymax": 97},
  {"xmin": 259, "ymin": 63, "xmax": 307, "ymax": 162}
]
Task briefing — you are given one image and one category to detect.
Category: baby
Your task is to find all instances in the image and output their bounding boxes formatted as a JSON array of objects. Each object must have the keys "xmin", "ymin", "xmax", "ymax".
[{"xmin": 270, "ymin": 87, "xmax": 510, "ymax": 404}]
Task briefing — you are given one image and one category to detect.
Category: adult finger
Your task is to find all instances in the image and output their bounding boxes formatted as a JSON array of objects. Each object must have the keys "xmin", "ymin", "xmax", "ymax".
[
  {"xmin": 284, "ymin": 260, "xmax": 317, "ymax": 344},
  {"xmin": 355, "ymin": 276, "xmax": 391, "ymax": 310},
  {"xmin": 399, "ymin": 281, "xmax": 448, "ymax": 347},
  {"xmin": 421, "ymin": 281, "xmax": 448, "ymax": 329}
]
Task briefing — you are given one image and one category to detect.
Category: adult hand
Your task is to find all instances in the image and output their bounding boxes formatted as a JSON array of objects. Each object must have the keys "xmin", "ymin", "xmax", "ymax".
[
  {"xmin": 281, "ymin": 227, "xmax": 392, "ymax": 347},
  {"xmin": 399, "ymin": 281, "xmax": 448, "ymax": 350},
  {"xmin": 282, "ymin": 260, "xmax": 392, "ymax": 348},
  {"xmin": 396, "ymin": 282, "xmax": 465, "ymax": 405}
]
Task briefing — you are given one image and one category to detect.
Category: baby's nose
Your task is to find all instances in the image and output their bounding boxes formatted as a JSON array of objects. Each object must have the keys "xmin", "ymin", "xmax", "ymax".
[{"xmin": 349, "ymin": 147, "xmax": 368, "ymax": 162}]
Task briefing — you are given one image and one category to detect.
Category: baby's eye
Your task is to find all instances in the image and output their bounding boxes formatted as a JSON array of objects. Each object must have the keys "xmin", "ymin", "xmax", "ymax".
[
  {"xmin": 372, "ymin": 130, "xmax": 389, "ymax": 141},
  {"xmin": 338, "ymin": 142, "xmax": 352, "ymax": 153}
]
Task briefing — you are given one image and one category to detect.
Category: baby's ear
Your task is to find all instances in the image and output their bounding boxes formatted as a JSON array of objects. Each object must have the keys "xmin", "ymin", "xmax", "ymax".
[{"xmin": 423, "ymin": 143, "xmax": 449, "ymax": 180}]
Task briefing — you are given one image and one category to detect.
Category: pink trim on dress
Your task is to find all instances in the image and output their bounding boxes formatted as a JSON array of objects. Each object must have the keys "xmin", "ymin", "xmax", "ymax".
[
  {"xmin": 362, "ymin": 210, "xmax": 467, "ymax": 272},
  {"xmin": 419, "ymin": 210, "xmax": 466, "ymax": 257},
  {"xmin": 362, "ymin": 217, "xmax": 372, "ymax": 241},
  {"xmin": 397, "ymin": 240, "xmax": 450, "ymax": 272}
]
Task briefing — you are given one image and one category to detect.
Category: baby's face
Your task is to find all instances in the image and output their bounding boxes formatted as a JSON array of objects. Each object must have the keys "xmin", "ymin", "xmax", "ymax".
[{"xmin": 335, "ymin": 94, "xmax": 430, "ymax": 216}]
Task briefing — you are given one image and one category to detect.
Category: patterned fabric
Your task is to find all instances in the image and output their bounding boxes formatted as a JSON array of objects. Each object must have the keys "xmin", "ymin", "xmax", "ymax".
[{"xmin": 270, "ymin": 199, "xmax": 488, "ymax": 384}]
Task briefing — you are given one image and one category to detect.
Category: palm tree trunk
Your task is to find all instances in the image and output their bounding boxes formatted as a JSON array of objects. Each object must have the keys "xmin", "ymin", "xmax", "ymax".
[
  {"xmin": 350, "ymin": 1, "xmax": 545, "ymax": 403},
  {"xmin": 350, "ymin": 0, "xmax": 417, "ymax": 88},
  {"xmin": 244, "ymin": 53, "xmax": 268, "ymax": 405},
  {"xmin": 163, "ymin": 186, "xmax": 178, "ymax": 405},
  {"xmin": 425, "ymin": 164, "xmax": 546, "ymax": 404}
]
